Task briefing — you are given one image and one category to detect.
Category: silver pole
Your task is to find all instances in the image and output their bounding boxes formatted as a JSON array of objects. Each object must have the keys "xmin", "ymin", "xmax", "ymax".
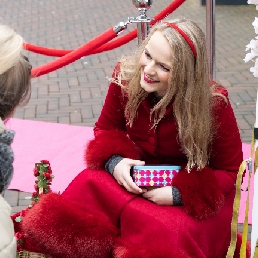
[
  {"xmin": 130, "ymin": 0, "xmax": 153, "ymax": 46},
  {"xmin": 206, "ymin": 0, "xmax": 215, "ymax": 80},
  {"xmin": 136, "ymin": 11, "xmax": 150, "ymax": 46}
]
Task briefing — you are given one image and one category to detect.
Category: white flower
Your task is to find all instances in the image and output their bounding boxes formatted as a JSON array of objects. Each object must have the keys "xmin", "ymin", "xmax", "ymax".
[
  {"xmin": 245, "ymin": 1, "xmax": 258, "ymax": 77},
  {"xmin": 244, "ymin": 51, "xmax": 258, "ymax": 62},
  {"xmin": 245, "ymin": 39, "xmax": 258, "ymax": 53},
  {"xmin": 250, "ymin": 66, "xmax": 258, "ymax": 77},
  {"xmin": 248, "ymin": 0, "xmax": 258, "ymax": 4},
  {"xmin": 252, "ymin": 17, "xmax": 258, "ymax": 34},
  {"xmin": 250, "ymin": 58, "xmax": 258, "ymax": 77}
]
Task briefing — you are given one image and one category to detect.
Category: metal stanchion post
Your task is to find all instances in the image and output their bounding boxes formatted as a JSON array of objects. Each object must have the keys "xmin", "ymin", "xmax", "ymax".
[
  {"xmin": 206, "ymin": 0, "xmax": 216, "ymax": 80},
  {"xmin": 129, "ymin": 0, "xmax": 153, "ymax": 46}
]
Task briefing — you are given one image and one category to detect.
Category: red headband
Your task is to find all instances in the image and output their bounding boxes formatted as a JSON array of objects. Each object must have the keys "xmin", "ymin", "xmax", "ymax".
[{"xmin": 163, "ymin": 22, "xmax": 197, "ymax": 58}]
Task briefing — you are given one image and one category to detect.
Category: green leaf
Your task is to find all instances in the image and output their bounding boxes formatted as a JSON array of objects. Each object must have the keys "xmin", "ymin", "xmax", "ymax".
[{"xmin": 38, "ymin": 181, "xmax": 44, "ymax": 188}]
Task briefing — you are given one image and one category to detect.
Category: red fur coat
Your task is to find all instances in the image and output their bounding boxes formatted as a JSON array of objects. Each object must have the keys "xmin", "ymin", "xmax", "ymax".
[
  {"xmin": 85, "ymin": 73, "xmax": 243, "ymax": 220},
  {"xmin": 83, "ymin": 72, "xmax": 244, "ymax": 256}
]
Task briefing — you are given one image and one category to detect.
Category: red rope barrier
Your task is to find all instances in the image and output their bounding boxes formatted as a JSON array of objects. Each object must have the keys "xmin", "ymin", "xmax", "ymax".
[
  {"xmin": 151, "ymin": 0, "xmax": 186, "ymax": 25},
  {"xmin": 31, "ymin": 28, "xmax": 117, "ymax": 77},
  {"xmin": 25, "ymin": 0, "xmax": 186, "ymax": 58},
  {"xmin": 24, "ymin": 43, "xmax": 69, "ymax": 57},
  {"xmin": 24, "ymin": 30, "xmax": 137, "ymax": 57}
]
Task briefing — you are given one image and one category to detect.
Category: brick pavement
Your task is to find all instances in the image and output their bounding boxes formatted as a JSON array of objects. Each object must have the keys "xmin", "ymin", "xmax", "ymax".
[{"xmin": 0, "ymin": 0, "xmax": 255, "ymax": 243}]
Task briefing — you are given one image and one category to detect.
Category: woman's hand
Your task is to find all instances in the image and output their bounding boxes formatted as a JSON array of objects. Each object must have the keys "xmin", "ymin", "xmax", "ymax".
[
  {"xmin": 142, "ymin": 186, "xmax": 173, "ymax": 206},
  {"xmin": 113, "ymin": 158, "xmax": 146, "ymax": 194}
]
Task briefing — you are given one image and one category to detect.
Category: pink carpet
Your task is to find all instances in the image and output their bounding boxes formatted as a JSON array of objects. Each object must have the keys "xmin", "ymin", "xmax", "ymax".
[
  {"xmin": 6, "ymin": 118, "xmax": 253, "ymax": 224},
  {"xmin": 6, "ymin": 118, "xmax": 94, "ymax": 194}
]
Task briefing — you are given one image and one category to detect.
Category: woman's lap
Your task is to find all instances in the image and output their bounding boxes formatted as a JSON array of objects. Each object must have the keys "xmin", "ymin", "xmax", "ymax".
[
  {"xmin": 61, "ymin": 168, "xmax": 137, "ymax": 226},
  {"xmin": 120, "ymin": 193, "xmax": 234, "ymax": 257},
  {"xmin": 61, "ymin": 169, "xmax": 235, "ymax": 257}
]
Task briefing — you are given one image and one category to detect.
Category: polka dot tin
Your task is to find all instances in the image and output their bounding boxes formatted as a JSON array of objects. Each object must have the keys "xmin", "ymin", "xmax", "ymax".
[{"xmin": 131, "ymin": 165, "xmax": 181, "ymax": 187}]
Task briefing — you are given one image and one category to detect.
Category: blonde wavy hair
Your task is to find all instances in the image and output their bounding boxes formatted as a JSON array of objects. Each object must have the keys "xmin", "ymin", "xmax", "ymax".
[
  {"xmin": 0, "ymin": 24, "xmax": 31, "ymax": 120},
  {"xmin": 114, "ymin": 18, "xmax": 225, "ymax": 170}
]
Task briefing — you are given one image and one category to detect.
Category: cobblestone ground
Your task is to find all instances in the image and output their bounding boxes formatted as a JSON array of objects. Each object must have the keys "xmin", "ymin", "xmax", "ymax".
[{"xmin": 0, "ymin": 0, "xmax": 255, "ymax": 242}]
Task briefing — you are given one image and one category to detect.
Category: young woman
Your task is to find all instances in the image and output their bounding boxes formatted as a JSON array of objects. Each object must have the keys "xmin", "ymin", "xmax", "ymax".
[
  {"xmin": 22, "ymin": 18, "xmax": 246, "ymax": 257},
  {"xmin": 0, "ymin": 24, "xmax": 31, "ymax": 258}
]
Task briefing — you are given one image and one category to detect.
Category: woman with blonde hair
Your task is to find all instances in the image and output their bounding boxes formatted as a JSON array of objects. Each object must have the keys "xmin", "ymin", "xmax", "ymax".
[
  {"xmin": 22, "ymin": 18, "xmax": 246, "ymax": 257},
  {"xmin": 0, "ymin": 24, "xmax": 31, "ymax": 258}
]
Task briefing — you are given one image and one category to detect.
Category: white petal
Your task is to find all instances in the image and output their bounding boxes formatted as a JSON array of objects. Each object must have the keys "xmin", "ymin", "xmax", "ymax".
[
  {"xmin": 248, "ymin": 0, "xmax": 258, "ymax": 4},
  {"xmin": 250, "ymin": 67, "xmax": 258, "ymax": 77},
  {"xmin": 246, "ymin": 39, "xmax": 257, "ymax": 50},
  {"xmin": 250, "ymin": 60, "xmax": 258, "ymax": 77},
  {"xmin": 244, "ymin": 52, "xmax": 256, "ymax": 62},
  {"xmin": 252, "ymin": 17, "xmax": 258, "ymax": 29}
]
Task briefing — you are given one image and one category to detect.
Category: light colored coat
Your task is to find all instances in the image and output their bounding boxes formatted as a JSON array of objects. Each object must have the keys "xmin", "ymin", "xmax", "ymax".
[{"xmin": 0, "ymin": 195, "xmax": 16, "ymax": 258}]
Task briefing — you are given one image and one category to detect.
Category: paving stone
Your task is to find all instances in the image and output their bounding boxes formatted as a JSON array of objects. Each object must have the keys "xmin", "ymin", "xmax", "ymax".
[
  {"xmin": 70, "ymin": 111, "xmax": 82, "ymax": 123},
  {"xmin": 11, "ymin": 206, "xmax": 30, "ymax": 215},
  {"xmin": 59, "ymin": 96, "xmax": 70, "ymax": 107},
  {"xmin": 36, "ymin": 104, "xmax": 48, "ymax": 115},
  {"xmin": 81, "ymin": 90, "xmax": 91, "ymax": 100},
  {"xmin": 59, "ymin": 116, "xmax": 70, "ymax": 124},
  {"xmin": 38, "ymin": 86, "xmax": 49, "ymax": 95},
  {"xmin": 19, "ymin": 192, "xmax": 32, "ymax": 199},
  {"xmin": 92, "ymin": 104, "xmax": 103, "ymax": 116},
  {"xmin": 24, "ymin": 107, "xmax": 36, "ymax": 118},
  {"xmin": 70, "ymin": 92, "xmax": 81, "ymax": 103},
  {"xmin": 68, "ymin": 78, "xmax": 79, "ymax": 87},
  {"xmin": 48, "ymin": 99, "xmax": 59, "ymax": 110},
  {"xmin": 49, "ymin": 85, "xmax": 60, "ymax": 92},
  {"xmin": 81, "ymin": 106, "xmax": 93, "ymax": 119},
  {"xmin": 2, "ymin": 190, "xmax": 18, "ymax": 206},
  {"xmin": 90, "ymin": 87, "xmax": 101, "ymax": 98}
]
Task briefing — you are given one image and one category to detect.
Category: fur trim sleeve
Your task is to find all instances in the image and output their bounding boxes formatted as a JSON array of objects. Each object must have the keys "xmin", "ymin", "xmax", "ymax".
[
  {"xmin": 172, "ymin": 166, "xmax": 225, "ymax": 220},
  {"xmin": 85, "ymin": 129, "xmax": 140, "ymax": 170}
]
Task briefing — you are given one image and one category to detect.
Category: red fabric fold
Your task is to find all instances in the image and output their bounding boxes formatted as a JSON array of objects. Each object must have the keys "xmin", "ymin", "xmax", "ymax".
[
  {"xmin": 85, "ymin": 129, "xmax": 140, "ymax": 170},
  {"xmin": 113, "ymin": 238, "xmax": 190, "ymax": 258},
  {"xmin": 172, "ymin": 166, "xmax": 225, "ymax": 220}
]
